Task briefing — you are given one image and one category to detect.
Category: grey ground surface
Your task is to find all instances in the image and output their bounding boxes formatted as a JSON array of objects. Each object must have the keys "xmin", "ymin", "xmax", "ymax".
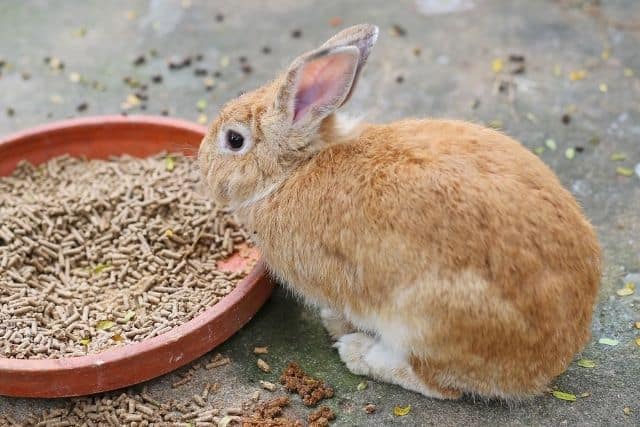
[{"xmin": 1, "ymin": 0, "xmax": 639, "ymax": 425}]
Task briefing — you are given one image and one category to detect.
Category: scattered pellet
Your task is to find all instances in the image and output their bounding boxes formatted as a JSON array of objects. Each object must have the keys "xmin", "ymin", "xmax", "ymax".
[
  {"xmin": 257, "ymin": 358, "xmax": 271, "ymax": 373},
  {"xmin": 192, "ymin": 394, "xmax": 206, "ymax": 407},
  {"xmin": 253, "ymin": 346, "xmax": 268, "ymax": 355},
  {"xmin": 205, "ymin": 353, "xmax": 230, "ymax": 370},
  {"xmin": 172, "ymin": 376, "xmax": 192, "ymax": 389},
  {"xmin": 259, "ymin": 381, "xmax": 277, "ymax": 392}
]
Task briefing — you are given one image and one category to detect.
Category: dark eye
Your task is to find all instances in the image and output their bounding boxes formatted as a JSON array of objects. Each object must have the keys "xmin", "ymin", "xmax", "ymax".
[{"xmin": 226, "ymin": 130, "xmax": 245, "ymax": 150}]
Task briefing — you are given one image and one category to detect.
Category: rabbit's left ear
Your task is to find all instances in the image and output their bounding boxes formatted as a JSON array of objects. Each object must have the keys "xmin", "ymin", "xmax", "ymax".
[{"xmin": 276, "ymin": 24, "xmax": 378, "ymax": 128}]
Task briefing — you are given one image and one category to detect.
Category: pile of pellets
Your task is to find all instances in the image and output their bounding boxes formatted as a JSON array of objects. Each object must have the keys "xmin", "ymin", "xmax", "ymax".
[
  {"xmin": 0, "ymin": 382, "xmax": 250, "ymax": 427},
  {"xmin": 0, "ymin": 358, "xmax": 336, "ymax": 427},
  {"xmin": 0, "ymin": 153, "xmax": 254, "ymax": 359}
]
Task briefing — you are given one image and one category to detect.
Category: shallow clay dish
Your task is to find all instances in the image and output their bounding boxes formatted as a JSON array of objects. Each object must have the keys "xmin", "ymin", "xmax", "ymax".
[{"xmin": 0, "ymin": 116, "xmax": 274, "ymax": 398}]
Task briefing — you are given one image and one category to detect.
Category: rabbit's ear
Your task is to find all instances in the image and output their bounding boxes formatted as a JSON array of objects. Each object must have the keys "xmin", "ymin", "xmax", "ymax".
[
  {"xmin": 276, "ymin": 46, "xmax": 360, "ymax": 127},
  {"xmin": 275, "ymin": 24, "xmax": 378, "ymax": 127},
  {"xmin": 319, "ymin": 23, "xmax": 378, "ymax": 105}
]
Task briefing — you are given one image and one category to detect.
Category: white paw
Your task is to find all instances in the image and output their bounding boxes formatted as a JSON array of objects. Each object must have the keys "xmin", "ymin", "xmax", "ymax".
[
  {"xmin": 320, "ymin": 308, "xmax": 354, "ymax": 340},
  {"xmin": 333, "ymin": 332, "xmax": 375, "ymax": 376}
]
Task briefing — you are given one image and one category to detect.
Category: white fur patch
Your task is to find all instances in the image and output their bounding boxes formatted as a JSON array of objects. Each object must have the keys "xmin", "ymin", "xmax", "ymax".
[
  {"xmin": 231, "ymin": 179, "xmax": 283, "ymax": 211},
  {"xmin": 334, "ymin": 332, "xmax": 375, "ymax": 376},
  {"xmin": 334, "ymin": 113, "xmax": 364, "ymax": 140}
]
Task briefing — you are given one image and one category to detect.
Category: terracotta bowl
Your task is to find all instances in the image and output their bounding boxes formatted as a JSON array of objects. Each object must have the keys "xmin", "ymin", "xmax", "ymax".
[{"xmin": 0, "ymin": 116, "xmax": 274, "ymax": 398}]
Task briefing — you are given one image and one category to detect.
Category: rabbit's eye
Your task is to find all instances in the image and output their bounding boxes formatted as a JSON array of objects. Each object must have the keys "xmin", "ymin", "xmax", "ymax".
[{"xmin": 226, "ymin": 130, "xmax": 245, "ymax": 150}]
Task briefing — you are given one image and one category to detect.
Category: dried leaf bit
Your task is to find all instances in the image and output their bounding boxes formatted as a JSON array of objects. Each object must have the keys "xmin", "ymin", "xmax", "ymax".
[
  {"xmin": 394, "ymin": 404, "xmax": 412, "ymax": 416},
  {"xmin": 616, "ymin": 282, "xmax": 635, "ymax": 297},
  {"xmin": 598, "ymin": 338, "xmax": 619, "ymax": 346},
  {"xmin": 577, "ymin": 359, "xmax": 595, "ymax": 368},
  {"xmin": 96, "ymin": 320, "xmax": 116, "ymax": 331}
]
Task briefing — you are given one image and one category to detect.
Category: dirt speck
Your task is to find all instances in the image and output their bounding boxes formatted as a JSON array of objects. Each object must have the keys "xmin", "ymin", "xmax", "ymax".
[{"xmin": 364, "ymin": 403, "xmax": 377, "ymax": 414}]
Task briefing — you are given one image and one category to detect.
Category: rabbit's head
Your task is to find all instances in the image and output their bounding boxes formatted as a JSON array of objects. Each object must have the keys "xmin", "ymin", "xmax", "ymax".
[{"xmin": 198, "ymin": 24, "xmax": 378, "ymax": 209}]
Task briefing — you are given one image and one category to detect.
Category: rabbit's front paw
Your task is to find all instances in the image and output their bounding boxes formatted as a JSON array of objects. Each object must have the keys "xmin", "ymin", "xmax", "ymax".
[
  {"xmin": 320, "ymin": 308, "xmax": 355, "ymax": 340},
  {"xmin": 334, "ymin": 332, "xmax": 375, "ymax": 376}
]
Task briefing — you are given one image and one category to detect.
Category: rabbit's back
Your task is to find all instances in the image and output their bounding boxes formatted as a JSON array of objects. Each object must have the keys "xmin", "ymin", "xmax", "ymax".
[
  {"xmin": 256, "ymin": 118, "xmax": 600, "ymax": 396},
  {"xmin": 310, "ymin": 118, "xmax": 600, "ymax": 286}
]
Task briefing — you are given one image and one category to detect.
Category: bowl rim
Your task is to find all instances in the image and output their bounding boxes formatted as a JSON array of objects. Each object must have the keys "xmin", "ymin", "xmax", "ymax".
[
  {"xmin": 0, "ymin": 115, "xmax": 273, "ymax": 397},
  {"xmin": 0, "ymin": 114, "xmax": 207, "ymax": 147}
]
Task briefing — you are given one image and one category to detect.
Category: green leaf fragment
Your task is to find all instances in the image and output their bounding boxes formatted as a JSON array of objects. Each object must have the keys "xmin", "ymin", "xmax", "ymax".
[
  {"xmin": 533, "ymin": 147, "xmax": 545, "ymax": 155},
  {"xmin": 79, "ymin": 338, "xmax": 91, "ymax": 346},
  {"xmin": 598, "ymin": 337, "xmax": 619, "ymax": 346},
  {"xmin": 610, "ymin": 153, "xmax": 626, "ymax": 161},
  {"xmin": 616, "ymin": 167, "xmax": 633, "ymax": 177},
  {"xmin": 487, "ymin": 119, "xmax": 503, "ymax": 129},
  {"xmin": 545, "ymin": 139, "xmax": 557, "ymax": 151},
  {"xmin": 552, "ymin": 390, "xmax": 577, "ymax": 402},
  {"xmin": 92, "ymin": 262, "xmax": 110, "ymax": 274},
  {"xmin": 577, "ymin": 359, "xmax": 595, "ymax": 368},
  {"xmin": 565, "ymin": 147, "xmax": 576, "ymax": 160},
  {"xmin": 96, "ymin": 320, "xmax": 116, "ymax": 331},
  {"xmin": 357, "ymin": 381, "xmax": 368, "ymax": 391},
  {"xmin": 196, "ymin": 99, "xmax": 207, "ymax": 111},
  {"xmin": 165, "ymin": 155, "xmax": 175, "ymax": 172},
  {"xmin": 123, "ymin": 310, "xmax": 136, "ymax": 322},
  {"xmin": 72, "ymin": 27, "xmax": 87, "ymax": 38}
]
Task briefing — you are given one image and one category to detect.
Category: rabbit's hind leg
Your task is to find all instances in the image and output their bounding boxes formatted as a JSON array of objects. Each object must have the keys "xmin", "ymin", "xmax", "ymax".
[
  {"xmin": 320, "ymin": 307, "xmax": 356, "ymax": 340},
  {"xmin": 334, "ymin": 332, "xmax": 462, "ymax": 399}
]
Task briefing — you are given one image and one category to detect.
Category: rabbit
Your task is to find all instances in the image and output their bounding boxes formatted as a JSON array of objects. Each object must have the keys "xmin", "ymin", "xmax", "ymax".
[{"xmin": 198, "ymin": 24, "xmax": 601, "ymax": 400}]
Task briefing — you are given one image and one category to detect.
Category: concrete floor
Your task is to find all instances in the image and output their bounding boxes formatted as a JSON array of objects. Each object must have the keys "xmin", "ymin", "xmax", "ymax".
[{"xmin": 1, "ymin": 0, "xmax": 639, "ymax": 425}]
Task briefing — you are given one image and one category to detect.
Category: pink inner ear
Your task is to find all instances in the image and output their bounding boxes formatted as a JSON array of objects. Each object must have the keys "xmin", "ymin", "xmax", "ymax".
[{"xmin": 293, "ymin": 51, "xmax": 357, "ymax": 123}]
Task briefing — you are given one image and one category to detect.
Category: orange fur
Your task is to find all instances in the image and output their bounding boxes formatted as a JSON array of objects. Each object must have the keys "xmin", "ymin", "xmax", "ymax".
[{"xmin": 199, "ymin": 24, "xmax": 601, "ymax": 399}]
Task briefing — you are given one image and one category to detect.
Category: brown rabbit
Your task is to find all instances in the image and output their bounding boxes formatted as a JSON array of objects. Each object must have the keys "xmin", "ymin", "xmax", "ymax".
[{"xmin": 198, "ymin": 24, "xmax": 601, "ymax": 399}]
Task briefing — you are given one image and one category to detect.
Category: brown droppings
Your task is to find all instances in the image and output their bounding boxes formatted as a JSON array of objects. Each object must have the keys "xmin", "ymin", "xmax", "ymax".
[
  {"xmin": 308, "ymin": 406, "xmax": 336, "ymax": 427},
  {"xmin": 242, "ymin": 396, "xmax": 303, "ymax": 427},
  {"xmin": 279, "ymin": 362, "xmax": 334, "ymax": 406},
  {"xmin": 133, "ymin": 55, "xmax": 146, "ymax": 66}
]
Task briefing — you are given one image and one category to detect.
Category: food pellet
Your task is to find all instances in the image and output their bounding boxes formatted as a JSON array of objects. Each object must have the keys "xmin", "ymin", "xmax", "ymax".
[
  {"xmin": 257, "ymin": 358, "xmax": 271, "ymax": 373},
  {"xmin": 259, "ymin": 380, "xmax": 277, "ymax": 391},
  {"xmin": 253, "ymin": 346, "xmax": 268, "ymax": 354},
  {"xmin": 205, "ymin": 353, "xmax": 230, "ymax": 369},
  {"xmin": 0, "ymin": 154, "xmax": 255, "ymax": 359}
]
